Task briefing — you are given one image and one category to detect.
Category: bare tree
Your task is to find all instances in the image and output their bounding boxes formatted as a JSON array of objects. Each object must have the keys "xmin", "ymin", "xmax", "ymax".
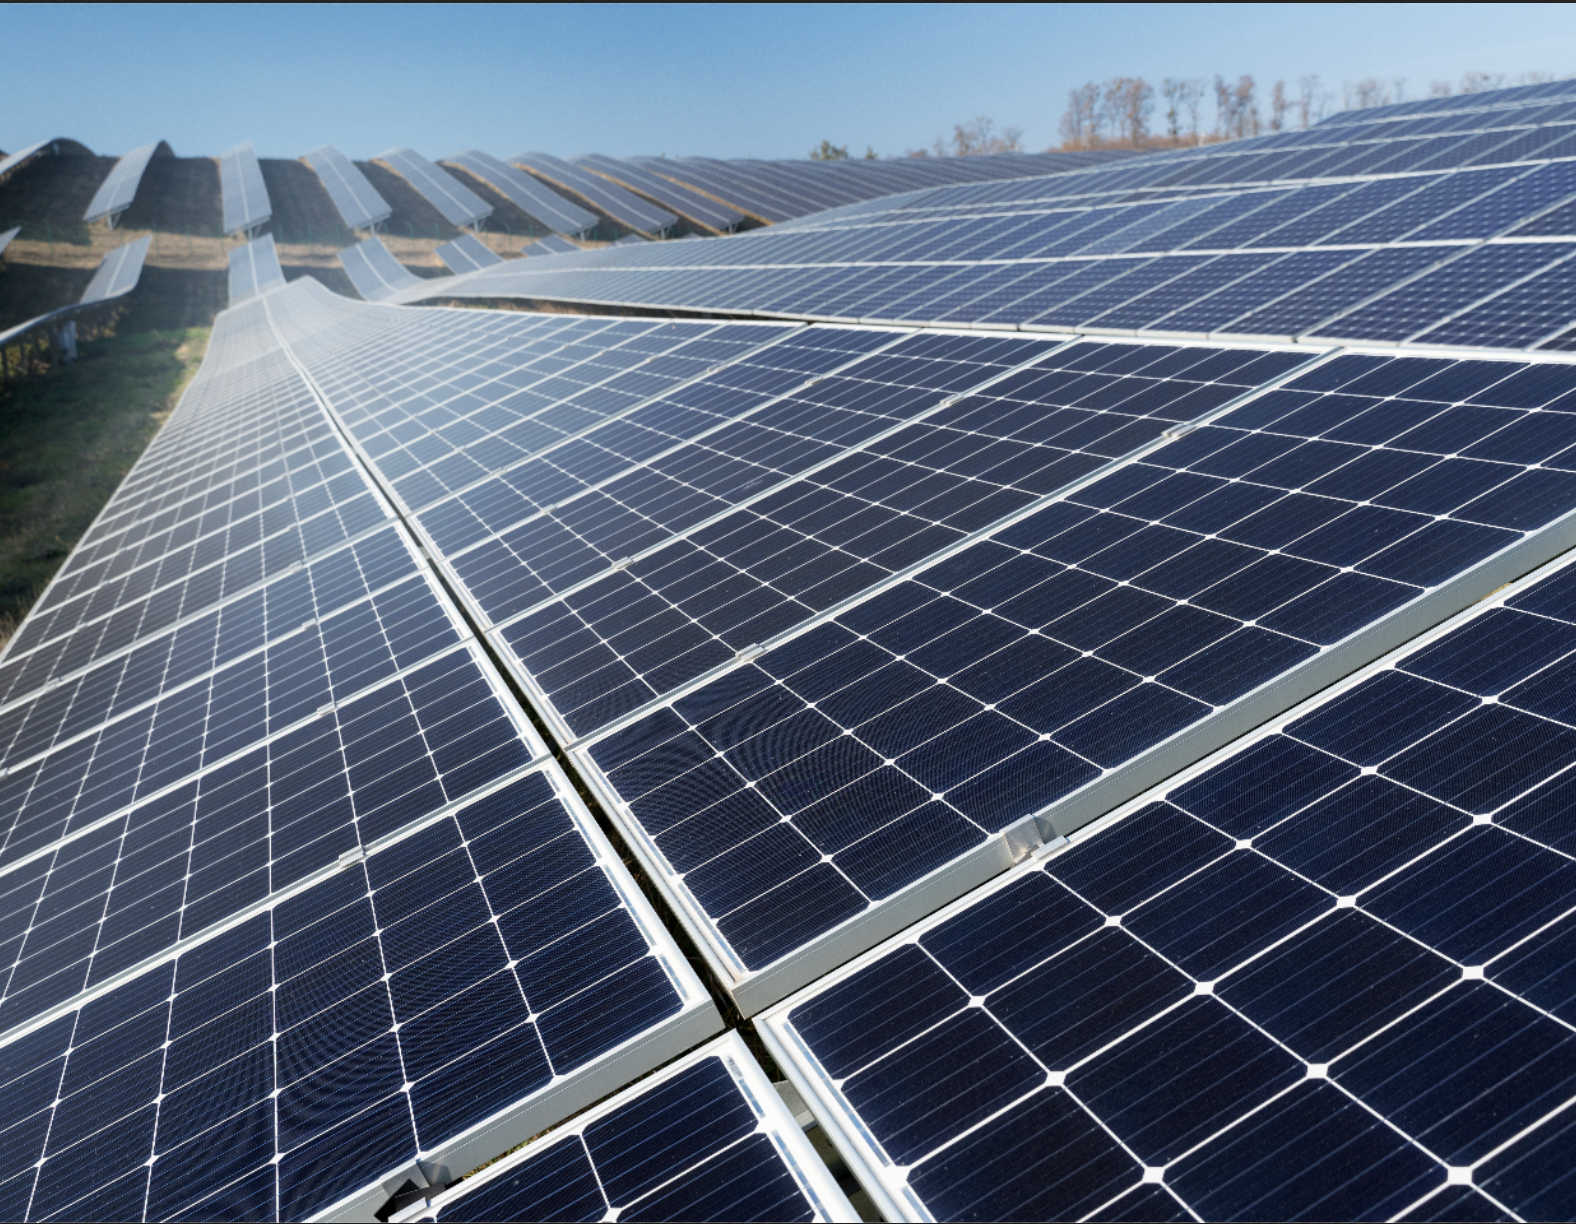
[
  {"xmin": 1297, "ymin": 74, "xmax": 1331, "ymax": 127},
  {"xmin": 1429, "ymin": 79, "xmax": 1453, "ymax": 97},
  {"xmin": 1102, "ymin": 78, "xmax": 1154, "ymax": 146},
  {"xmin": 1269, "ymin": 80, "xmax": 1290, "ymax": 132},
  {"xmin": 1346, "ymin": 77, "xmax": 1389, "ymax": 109},
  {"xmin": 1214, "ymin": 75, "xmax": 1258, "ymax": 140},
  {"xmin": 952, "ymin": 116, "xmax": 1023, "ymax": 156},
  {"xmin": 1460, "ymin": 70, "xmax": 1507, "ymax": 93},
  {"xmin": 1060, "ymin": 82, "xmax": 1102, "ymax": 148},
  {"xmin": 1180, "ymin": 78, "xmax": 1206, "ymax": 142},
  {"xmin": 1519, "ymin": 70, "xmax": 1556, "ymax": 84},
  {"xmin": 809, "ymin": 140, "xmax": 849, "ymax": 161}
]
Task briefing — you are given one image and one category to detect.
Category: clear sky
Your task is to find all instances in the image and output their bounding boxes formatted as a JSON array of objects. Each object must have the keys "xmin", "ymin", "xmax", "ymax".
[{"xmin": 5, "ymin": 2, "xmax": 1576, "ymax": 162}]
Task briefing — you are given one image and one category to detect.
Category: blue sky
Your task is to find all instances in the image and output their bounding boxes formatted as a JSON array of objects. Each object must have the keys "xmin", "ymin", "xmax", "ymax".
[{"xmin": 5, "ymin": 3, "xmax": 1576, "ymax": 161}]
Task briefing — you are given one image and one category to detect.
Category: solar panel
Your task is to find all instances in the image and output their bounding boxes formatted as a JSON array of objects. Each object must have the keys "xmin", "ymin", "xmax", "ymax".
[
  {"xmin": 441, "ymin": 151, "xmax": 597, "ymax": 237},
  {"xmin": 219, "ymin": 142, "xmax": 271, "ymax": 236},
  {"xmin": 434, "ymin": 232, "xmax": 502, "ymax": 275},
  {"xmin": 570, "ymin": 346, "xmax": 1576, "ymax": 1010},
  {"xmin": 338, "ymin": 236, "xmax": 425, "ymax": 302},
  {"xmin": 759, "ymin": 539, "xmax": 1576, "ymax": 1223},
  {"xmin": 83, "ymin": 142, "xmax": 167, "ymax": 226},
  {"xmin": 415, "ymin": 1033, "xmax": 856, "ymax": 1222},
  {"xmin": 0, "ymin": 289, "xmax": 726, "ymax": 1224},
  {"xmin": 79, "ymin": 234, "xmax": 152, "ymax": 305},
  {"xmin": 392, "ymin": 101, "xmax": 1576, "ymax": 354},
  {"xmin": 0, "ymin": 226, "xmax": 17, "ymax": 259},
  {"xmin": 376, "ymin": 148, "xmax": 491, "ymax": 230},
  {"xmin": 523, "ymin": 233, "xmax": 580, "ymax": 256},
  {"xmin": 227, "ymin": 234, "xmax": 286, "ymax": 304},
  {"xmin": 302, "ymin": 145, "xmax": 391, "ymax": 232},
  {"xmin": 574, "ymin": 154, "xmax": 745, "ymax": 233},
  {"xmin": 512, "ymin": 152, "xmax": 679, "ymax": 236}
]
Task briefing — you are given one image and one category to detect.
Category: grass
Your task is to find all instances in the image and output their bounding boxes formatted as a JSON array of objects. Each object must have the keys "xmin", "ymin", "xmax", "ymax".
[{"xmin": 0, "ymin": 326, "xmax": 208, "ymax": 647}]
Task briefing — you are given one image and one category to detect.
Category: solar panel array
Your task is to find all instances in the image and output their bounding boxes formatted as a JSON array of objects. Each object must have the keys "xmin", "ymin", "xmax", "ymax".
[
  {"xmin": 760, "ymin": 539, "xmax": 1576, "ymax": 1222},
  {"xmin": 338, "ymin": 236, "xmax": 425, "ymax": 303},
  {"xmin": 407, "ymin": 88, "xmax": 1576, "ymax": 357},
  {"xmin": 523, "ymin": 232, "xmax": 581, "ymax": 256},
  {"xmin": 227, "ymin": 234, "xmax": 285, "ymax": 305},
  {"xmin": 435, "ymin": 232, "xmax": 502, "ymax": 276},
  {"xmin": 417, "ymin": 1033, "xmax": 856, "ymax": 1222},
  {"xmin": 0, "ymin": 291, "xmax": 720, "ymax": 1222},
  {"xmin": 512, "ymin": 152, "xmax": 679, "ymax": 236},
  {"xmin": 377, "ymin": 148, "xmax": 492, "ymax": 230},
  {"xmin": 302, "ymin": 146, "xmax": 392, "ymax": 233},
  {"xmin": 441, "ymin": 151, "xmax": 598, "ymax": 237},
  {"xmin": 83, "ymin": 142, "xmax": 167, "ymax": 226},
  {"xmin": 574, "ymin": 154, "xmax": 746, "ymax": 234},
  {"xmin": 218, "ymin": 142, "xmax": 271, "ymax": 237},
  {"xmin": 19, "ymin": 77, "xmax": 1576, "ymax": 1222},
  {"xmin": 0, "ymin": 236, "xmax": 153, "ymax": 348}
]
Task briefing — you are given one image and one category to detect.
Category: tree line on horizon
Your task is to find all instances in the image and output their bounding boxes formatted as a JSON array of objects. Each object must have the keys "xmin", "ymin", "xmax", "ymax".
[
  {"xmin": 1058, "ymin": 68, "xmax": 1566, "ymax": 151},
  {"xmin": 810, "ymin": 68, "xmax": 1568, "ymax": 162}
]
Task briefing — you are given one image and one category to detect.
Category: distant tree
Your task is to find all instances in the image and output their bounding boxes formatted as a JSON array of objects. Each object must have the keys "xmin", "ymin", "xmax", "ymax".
[
  {"xmin": 1346, "ymin": 77, "xmax": 1389, "ymax": 109},
  {"xmin": 1429, "ymin": 79, "xmax": 1454, "ymax": 97},
  {"xmin": 864, "ymin": 146, "xmax": 878, "ymax": 159},
  {"xmin": 1059, "ymin": 82, "xmax": 1102, "ymax": 148},
  {"xmin": 951, "ymin": 115, "xmax": 1024, "ymax": 156},
  {"xmin": 1214, "ymin": 75, "xmax": 1259, "ymax": 139},
  {"xmin": 1104, "ymin": 78, "xmax": 1154, "ymax": 146},
  {"xmin": 1269, "ymin": 79, "xmax": 1290, "ymax": 131},
  {"xmin": 810, "ymin": 140, "xmax": 849, "ymax": 160},
  {"xmin": 1297, "ymin": 74, "xmax": 1331, "ymax": 127},
  {"xmin": 1459, "ymin": 70, "xmax": 1507, "ymax": 93}
]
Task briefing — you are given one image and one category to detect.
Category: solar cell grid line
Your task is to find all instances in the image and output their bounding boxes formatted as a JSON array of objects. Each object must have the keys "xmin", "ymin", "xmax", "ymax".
[
  {"xmin": 1413, "ymin": 252, "xmax": 1576, "ymax": 350},
  {"xmin": 0, "ymin": 311, "xmax": 379, "ymax": 686},
  {"xmin": 269, "ymin": 289, "xmax": 799, "ymax": 520},
  {"xmin": 82, "ymin": 142, "xmax": 165, "ymax": 226},
  {"xmin": 571, "ymin": 345, "xmax": 1576, "ymax": 1014},
  {"xmin": 1312, "ymin": 242, "xmax": 1576, "ymax": 344},
  {"xmin": 0, "ymin": 759, "xmax": 721, "ymax": 1224},
  {"xmin": 484, "ymin": 330, "xmax": 1089, "ymax": 739},
  {"xmin": 0, "ymin": 522, "xmax": 422, "ymax": 771},
  {"xmin": 226, "ymin": 234, "xmax": 286, "ymax": 305},
  {"xmin": 218, "ymin": 142, "xmax": 271, "ymax": 236},
  {"xmin": 1212, "ymin": 245, "xmax": 1450, "ymax": 341},
  {"xmin": 376, "ymin": 147, "xmax": 492, "ymax": 230},
  {"xmin": 0, "ymin": 615, "xmax": 538, "ymax": 1036},
  {"xmin": 575, "ymin": 153, "xmax": 745, "ymax": 233},
  {"xmin": 2, "ymin": 442, "xmax": 388, "ymax": 674},
  {"xmin": 757, "ymin": 542, "xmax": 1576, "ymax": 1224},
  {"xmin": 406, "ymin": 328, "xmax": 1032, "ymax": 635},
  {"xmin": 434, "ymin": 232, "xmax": 502, "ymax": 275},
  {"xmin": 492, "ymin": 339, "xmax": 1306, "ymax": 745},
  {"xmin": 523, "ymin": 233, "xmax": 580, "ymax": 256},
  {"xmin": 1313, "ymin": 166, "xmax": 1524, "ymax": 245},
  {"xmin": 416, "ymin": 1032, "xmax": 857, "ymax": 1223},
  {"xmin": 1084, "ymin": 252, "xmax": 1283, "ymax": 333},
  {"xmin": 442, "ymin": 152, "xmax": 597, "ymax": 237},
  {"xmin": 1408, "ymin": 159, "xmax": 1576, "ymax": 241},
  {"xmin": 301, "ymin": 145, "xmax": 392, "ymax": 233},
  {"xmin": 339, "ymin": 236, "xmax": 426, "ymax": 303},
  {"xmin": 512, "ymin": 152, "xmax": 678, "ymax": 236},
  {"xmin": 78, "ymin": 234, "xmax": 153, "ymax": 305}
]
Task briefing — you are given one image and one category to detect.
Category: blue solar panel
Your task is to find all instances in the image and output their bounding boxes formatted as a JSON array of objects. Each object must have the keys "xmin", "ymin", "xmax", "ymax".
[
  {"xmin": 418, "ymin": 1034, "xmax": 854, "ymax": 1222},
  {"xmin": 0, "ymin": 763, "xmax": 715, "ymax": 1222},
  {"xmin": 759, "ymin": 541, "xmax": 1576, "ymax": 1223},
  {"xmin": 574, "ymin": 349, "xmax": 1576, "ymax": 1011}
]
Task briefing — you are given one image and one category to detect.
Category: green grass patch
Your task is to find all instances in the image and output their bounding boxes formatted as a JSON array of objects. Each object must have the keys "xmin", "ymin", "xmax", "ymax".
[{"xmin": 0, "ymin": 327, "xmax": 208, "ymax": 646}]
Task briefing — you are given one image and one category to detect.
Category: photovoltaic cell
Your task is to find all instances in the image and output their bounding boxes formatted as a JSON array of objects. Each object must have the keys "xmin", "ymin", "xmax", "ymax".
[
  {"xmin": 339, "ymin": 236, "xmax": 426, "ymax": 303},
  {"xmin": 83, "ymin": 142, "xmax": 165, "ymax": 225},
  {"xmin": 302, "ymin": 146, "xmax": 391, "ymax": 232},
  {"xmin": 761, "ymin": 542, "xmax": 1576, "ymax": 1223},
  {"xmin": 419, "ymin": 1034, "xmax": 854, "ymax": 1222},
  {"xmin": 575, "ymin": 348, "xmax": 1576, "ymax": 1010},
  {"xmin": 219, "ymin": 143, "xmax": 270, "ymax": 236}
]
